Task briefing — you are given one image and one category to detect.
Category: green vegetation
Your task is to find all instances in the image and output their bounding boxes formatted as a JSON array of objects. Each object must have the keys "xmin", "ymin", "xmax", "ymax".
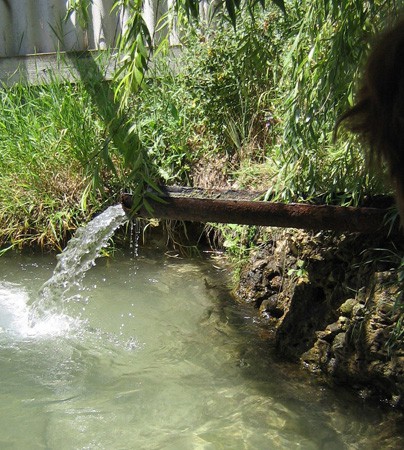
[
  {"xmin": 0, "ymin": 0, "xmax": 403, "ymax": 253},
  {"xmin": 0, "ymin": 81, "xmax": 101, "ymax": 251},
  {"xmin": 107, "ymin": 0, "xmax": 399, "ymax": 203}
]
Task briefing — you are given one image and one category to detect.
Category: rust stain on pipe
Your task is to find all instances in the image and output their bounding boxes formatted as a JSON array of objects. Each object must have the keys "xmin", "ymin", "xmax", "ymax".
[{"xmin": 121, "ymin": 189, "xmax": 391, "ymax": 234}]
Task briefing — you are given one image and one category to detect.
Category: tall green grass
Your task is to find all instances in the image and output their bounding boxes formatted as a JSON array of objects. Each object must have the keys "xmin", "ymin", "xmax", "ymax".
[{"xmin": 0, "ymin": 80, "xmax": 118, "ymax": 251}]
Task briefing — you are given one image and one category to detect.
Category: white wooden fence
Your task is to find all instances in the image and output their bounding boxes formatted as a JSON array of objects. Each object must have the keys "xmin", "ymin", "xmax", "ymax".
[
  {"xmin": 0, "ymin": 0, "xmax": 122, "ymax": 56},
  {"xmin": 0, "ymin": 0, "xmax": 199, "ymax": 84},
  {"xmin": 0, "ymin": 0, "xmax": 179, "ymax": 56}
]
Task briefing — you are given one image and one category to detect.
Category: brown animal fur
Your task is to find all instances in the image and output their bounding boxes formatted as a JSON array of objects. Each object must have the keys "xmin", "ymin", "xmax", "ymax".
[{"xmin": 336, "ymin": 17, "xmax": 404, "ymax": 223}]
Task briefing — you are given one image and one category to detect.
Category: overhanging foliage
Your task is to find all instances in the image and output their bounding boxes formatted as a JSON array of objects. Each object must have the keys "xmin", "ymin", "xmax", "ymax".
[{"xmin": 66, "ymin": 0, "xmax": 402, "ymax": 211}]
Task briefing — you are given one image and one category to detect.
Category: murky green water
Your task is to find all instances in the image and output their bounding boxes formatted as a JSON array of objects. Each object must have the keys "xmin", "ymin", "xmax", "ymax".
[{"xmin": 0, "ymin": 249, "xmax": 403, "ymax": 449}]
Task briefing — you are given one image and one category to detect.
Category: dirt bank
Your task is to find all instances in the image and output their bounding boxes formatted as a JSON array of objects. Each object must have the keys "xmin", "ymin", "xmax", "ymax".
[{"xmin": 236, "ymin": 229, "xmax": 404, "ymax": 408}]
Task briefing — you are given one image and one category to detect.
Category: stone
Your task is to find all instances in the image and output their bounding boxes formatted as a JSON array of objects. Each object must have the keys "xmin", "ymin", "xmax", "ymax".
[
  {"xmin": 326, "ymin": 321, "xmax": 341, "ymax": 335},
  {"xmin": 301, "ymin": 339, "xmax": 331, "ymax": 370},
  {"xmin": 259, "ymin": 295, "xmax": 284, "ymax": 319},
  {"xmin": 338, "ymin": 316, "xmax": 350, "ymax": 331},
  {"xmin": 377, "ymin": 300, "xmax": 395, "ymax": 316},
  {"xmin": 352, "ymin": 303, "xmax": 365, "ymax": 317},
  {"xmin": 316, "ymin": 329, "xmax": 332, "ymax": 341},
  {"xmin": 270, "ymin": 275, "xmax": 282, "ymax": 290},
  {"xmin": 339, "ymin": 298, "xmax": 357, "ymax": 317},
  {"xmin": 332, "ymin": 332, "xmax": 347, "ymax": 357},
  {"xmin": 251, "ymin": 259, "xmax": 268, "ymax": 271}
]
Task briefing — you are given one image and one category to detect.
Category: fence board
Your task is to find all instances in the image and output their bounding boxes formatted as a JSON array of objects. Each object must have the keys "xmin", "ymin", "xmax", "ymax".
[{"xmin": 0, "ymin": 50, "xmax": 116, "ymax": 85}]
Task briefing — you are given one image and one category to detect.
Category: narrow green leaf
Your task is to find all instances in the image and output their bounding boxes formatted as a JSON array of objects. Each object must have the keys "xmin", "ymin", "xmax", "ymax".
[
  {"xmin": 133, "ymin": 65, "xmax": 145, "ymax": 87},
  {"xmin": 146, "ymin": 191, "xmax": 168, "ymax": 204},
  {"xmin": 225, "ymin": 0, "xmax": 237, "ymax": 28},
  {"xmin": 144, "ymin": 177, "xmax": 163, "ymax": 194},
  {"xmin": 269, "ymin": 0, "xmax": 286, "ymax": 14},
  {"xmin": 143, "ymin": 198, "xmax": 154, "ymax": 215},
  {"xmin": 136, "ymin": 33, "xmax": 148, "ymax": 59}
]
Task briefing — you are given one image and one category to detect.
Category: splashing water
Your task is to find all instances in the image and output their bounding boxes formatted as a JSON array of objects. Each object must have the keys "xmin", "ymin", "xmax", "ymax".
[
  {"xmin": 29, "ymin": 205, "xmax": 128, "ymax": 323},
  {"xmin": 0, "ymin": 281, "xmax": 77, "ymax": 339}
]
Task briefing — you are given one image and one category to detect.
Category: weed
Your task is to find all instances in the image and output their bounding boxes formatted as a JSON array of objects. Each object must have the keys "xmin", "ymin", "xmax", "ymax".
[{"xmin": 287, "ymin": 259, "xmax": 309, "ymax": 283}]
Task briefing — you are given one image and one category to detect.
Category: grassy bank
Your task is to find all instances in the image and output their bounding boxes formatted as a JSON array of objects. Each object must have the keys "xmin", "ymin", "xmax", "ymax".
[
  {"xmin": 0, "ymin": 4, "xmax": 398, "ymax": 253},
  {"xmin": 0, "ymin": 80, "xmax": 117, "ymax": 252}
]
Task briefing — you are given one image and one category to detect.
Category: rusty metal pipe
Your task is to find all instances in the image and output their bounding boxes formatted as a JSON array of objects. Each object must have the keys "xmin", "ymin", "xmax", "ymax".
[{"xmin": 121, "ymin": 188, "xmax": 392, "ymax": 234}]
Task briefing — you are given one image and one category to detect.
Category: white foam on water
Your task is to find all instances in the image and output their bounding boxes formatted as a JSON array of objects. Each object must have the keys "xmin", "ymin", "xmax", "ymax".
[
  {"xmin": 0, "ymin": 204, "xmax": 138, "ymax": 350},
  {"xmin": 0, "ymin": 281, "xmax": 80, "ymax": 339}
]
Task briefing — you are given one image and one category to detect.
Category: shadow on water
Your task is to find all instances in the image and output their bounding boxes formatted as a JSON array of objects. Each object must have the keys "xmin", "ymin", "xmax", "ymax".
[{"xmin": 200, "ymin": 260, "xmax": 404, "ymax": 450}]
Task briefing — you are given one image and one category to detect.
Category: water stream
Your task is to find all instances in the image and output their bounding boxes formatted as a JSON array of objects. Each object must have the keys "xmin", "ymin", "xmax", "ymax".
[
  {"xmin": 0, "ymin": 206, "xmax": 403, "ymax": 449},
  {"xmin": 31, "ymin": 205, "xmax": 128, "ymax": 322}
]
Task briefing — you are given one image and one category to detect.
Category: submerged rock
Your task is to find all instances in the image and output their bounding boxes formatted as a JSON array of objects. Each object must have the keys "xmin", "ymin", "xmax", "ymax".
[{"xmin": 236, "ymin": 229, "xmax": 404, "ymax": 408}]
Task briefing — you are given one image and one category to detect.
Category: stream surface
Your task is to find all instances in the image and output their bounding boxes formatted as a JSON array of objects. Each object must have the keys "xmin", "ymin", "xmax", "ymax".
[{"xmin": 0, "ymin": 248, "xmax": 403, "ymax": 449}]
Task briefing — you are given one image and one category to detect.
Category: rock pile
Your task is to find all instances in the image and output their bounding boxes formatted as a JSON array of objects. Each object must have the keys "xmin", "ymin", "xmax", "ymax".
[{"xmin": 236, "ymin": 229, "xmax": 404, "ymax": 407}]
